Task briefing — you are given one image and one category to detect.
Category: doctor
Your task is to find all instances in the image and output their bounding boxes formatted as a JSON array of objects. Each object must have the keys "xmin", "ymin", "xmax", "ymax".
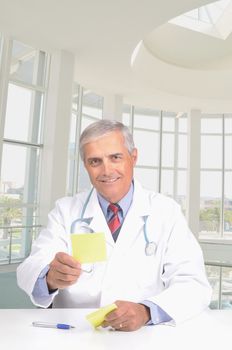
[{"xmin": 17, "ymin": 119, "xmax": 211, "ymax": 331}]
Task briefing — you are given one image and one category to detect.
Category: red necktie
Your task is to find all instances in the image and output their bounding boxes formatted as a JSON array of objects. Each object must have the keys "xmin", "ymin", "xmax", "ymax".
[{"xmin": 108, "ymin": 203, "xmax": 121, "ymax": 240}]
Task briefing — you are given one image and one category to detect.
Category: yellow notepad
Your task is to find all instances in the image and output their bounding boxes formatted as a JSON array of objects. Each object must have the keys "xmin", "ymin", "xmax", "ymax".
[
  {"xmin": 71, "ymin": 232, "xmax": 107, "ymax": 263},
  {"xmin": 86, "ymin": 303, "xmax": 118, "ymax": 328}
]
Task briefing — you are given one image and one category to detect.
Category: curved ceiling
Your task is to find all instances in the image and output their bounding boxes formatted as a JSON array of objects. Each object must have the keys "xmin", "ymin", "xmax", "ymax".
[
  {"xmin": 0, "ymin": 0, "xmax": 232, "ymax": 112},
  {"xmin": 143, "ymin": 23, "xmax": 232, "ymax": 70}
]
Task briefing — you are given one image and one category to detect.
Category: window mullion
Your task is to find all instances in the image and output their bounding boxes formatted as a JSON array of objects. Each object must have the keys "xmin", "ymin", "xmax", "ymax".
[
  {"xmin": 221, "ymin": 115, "xmax": 225, "ymax": 238},
  {"xmin": 158, "ymin": 111, "xmax": 163, "ymax": 193},
  {"xmin": 8, "ymin": 78, "xmax": 46, "ymax": 93},
  {"xmin": 0, "ymin": 38, "xmax": 12, "ymax": 167},
  {"xmin": 74, "ymin": 85, "xmax": 83, "ymax": 194},
  {"xmin": 173, "ymin": 117, "xmax": 178, "ymax": 200}
]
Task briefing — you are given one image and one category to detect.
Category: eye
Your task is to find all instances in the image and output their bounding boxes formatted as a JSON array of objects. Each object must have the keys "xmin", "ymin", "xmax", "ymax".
[
  {"xmin": 88, "ymin": 158, "xmax": 101, "ymax": 167},
  {"xmin": 111, "ymin": 154, "xmax": 123, "ymax": 161}
]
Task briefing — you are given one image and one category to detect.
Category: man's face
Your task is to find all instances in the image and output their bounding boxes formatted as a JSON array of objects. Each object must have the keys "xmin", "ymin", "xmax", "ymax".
[{"xmin": 83, "ymin": 131, "xmax": 137, "ymax": 203}]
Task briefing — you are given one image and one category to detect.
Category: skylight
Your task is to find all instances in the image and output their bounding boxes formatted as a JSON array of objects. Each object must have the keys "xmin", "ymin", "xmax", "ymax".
[{"xmin": 169, "ymin": 0, "xmax": 232, "ymax": 40}]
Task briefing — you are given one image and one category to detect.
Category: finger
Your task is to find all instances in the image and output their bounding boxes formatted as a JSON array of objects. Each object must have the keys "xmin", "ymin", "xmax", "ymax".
[
  {"xmin": 52, "ymin": 270, "xmax": 80, "ymax": 282},
  {"xmin": 102, "ymin": 319, "xmax": 129, "ymax": 332},
  {"xmin": 104, "ymin": 302, "xmax": 127, "ymax": 322},
  {"xmin": 47, "ymin": 269, "xmax": 80, "ymax": 289},
  {"xmin": 103, "ymin": 308, "xmax": 129, "ymax": 329},
  {"xmin": 105, "ymin": 315, "xmax": 128, "ymax": 329},
  {"xmin": 52, "ymin": 278, "xmax": 77, "ymax": 289},
  {"xmin": 50, "ymin": 261, "xmax": 81, "ymax": 276},
  {"xmin": 56, "ymin": 252, "xmax": 81, "ymax": 269},
  {"xmin": 50, "ymin": 253, "xmax": 82, "ymax": 276}
]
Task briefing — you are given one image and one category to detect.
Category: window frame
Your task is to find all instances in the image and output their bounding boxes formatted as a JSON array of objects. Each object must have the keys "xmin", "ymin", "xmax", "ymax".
[{"xmin": 0, "ymin": 37, "xmax": 49, "ymax": 265}]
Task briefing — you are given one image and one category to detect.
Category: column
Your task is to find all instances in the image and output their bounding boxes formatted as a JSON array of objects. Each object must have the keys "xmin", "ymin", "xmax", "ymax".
[
  {"xmin": 102, "ymin": 94, "xmax": 123, "ymax": 121},
  {"xmin": 186, "ymin": 109, "xmax": 201, "ymax": 238},
  {"xmin": 39, "ymin": 50, "xmax": 74, "ymax": 225}
]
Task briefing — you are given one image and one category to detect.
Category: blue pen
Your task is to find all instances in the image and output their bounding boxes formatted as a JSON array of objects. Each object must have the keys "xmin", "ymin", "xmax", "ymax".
[{"xmin": 32, "ymin": 321, "xmax": 75, "ymax": 329}]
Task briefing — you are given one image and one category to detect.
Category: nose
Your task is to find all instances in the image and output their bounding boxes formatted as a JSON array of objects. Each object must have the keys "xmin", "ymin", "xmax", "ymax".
[{"xmin": 102, "ymin": 159, "xmax": 114, "ymax": 175}]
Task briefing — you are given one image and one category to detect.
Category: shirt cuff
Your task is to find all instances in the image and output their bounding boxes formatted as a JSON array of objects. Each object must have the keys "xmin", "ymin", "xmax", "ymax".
[
  {"xmin": 32, "ymin": 265, "xmax": 55, "ymax": 299},
  {"xmin": 141, "ymin": 300, "xmax": 172, "ymax": 325}
]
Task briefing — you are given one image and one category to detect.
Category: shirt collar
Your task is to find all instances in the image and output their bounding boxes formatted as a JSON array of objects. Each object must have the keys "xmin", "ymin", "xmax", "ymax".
[{"xmin": 97, "ymin": 182, "xmax": 134, "ymax": 219}]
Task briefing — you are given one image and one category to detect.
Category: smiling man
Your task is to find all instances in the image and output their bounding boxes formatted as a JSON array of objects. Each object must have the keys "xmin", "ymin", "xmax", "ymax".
[
  {"xmin": 82, "ymin": 129, "xmax": 137, "ymax": 203},
  {"xmin": 17, "ymin": 120, "xmax": 211, "ymax": 332}
]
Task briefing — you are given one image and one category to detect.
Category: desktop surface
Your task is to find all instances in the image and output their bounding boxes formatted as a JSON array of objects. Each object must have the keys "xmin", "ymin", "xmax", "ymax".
[{"xmin": 1, "ymin": 308, "xmax": 231, "ymax": 350}]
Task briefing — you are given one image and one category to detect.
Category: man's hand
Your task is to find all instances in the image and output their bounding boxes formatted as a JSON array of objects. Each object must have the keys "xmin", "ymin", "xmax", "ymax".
[
  {"xmin": 46, "ymin": 252, "xmax": 82, "ymax": 291},
  {"xmin": 102, "ymin": 300, "xmax": 151, "ymax": 331}
]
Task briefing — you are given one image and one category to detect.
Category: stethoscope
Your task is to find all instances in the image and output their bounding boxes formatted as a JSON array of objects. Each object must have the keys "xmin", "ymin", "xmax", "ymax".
[{"xmin": 70, "ymin": 188, "xmax": 157, "ymax": 266}]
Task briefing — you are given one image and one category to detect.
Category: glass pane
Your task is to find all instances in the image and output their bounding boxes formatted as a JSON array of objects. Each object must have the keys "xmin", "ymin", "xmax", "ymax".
[
  {"xmin": 122, "ymin": 104, "xmax": 131, "ymax": 127},
  {"xmin": 67, "ymin": 122, "xmax": 77, "ymax": 196},
  {"xmin": 162, "ymin": 114, "xmax": 175, "ymax": 132},
  {"xmin": 224, "ymin": 172, "xmax": 232, "ymax": 237},
  {"xmin": 0, "ymin": 144, "xmax": 40, "ymax": 205},
  {"xmin": 72, "ymin": 83, "xmax": 79, "ymax": 119},
  {"xmin": 161, "ymin": 170, "xmax": 174, "ymax": 197},
  {"xmin": 201, "ymin": 117, "xmax": 222, "ymax": 134},
  {"xmin": 225, "ymin": 135, "xmax": 232, "ymax": 169},
  {"xmin": 199, "ymin": 171, "xmax": 222, "ymax": 238},
  {"xmin": 134, "ymin": 167, "xmax": 158, "ymax": 191},
  {"xmin": 70, "ymin": 113, "xmax": 77, "ymax": 146},
  {"xmin": 206, "ymin": 265, "xmax": 220, "ymax": 309},
  {"xmin": 178, "ymin": 134, "xmax": 187, "ymax": 168},
  {"xmin": 178, "ymin": 115, "xmax": 187, "ymax": 133},
  {"xmin": 82, "ymin": 90, "xmax": 103, "ymax": 119},
  {"xmin": 78, "ymin": 161, "xmax": 91, "ymax": 192},
  {"xmin": 177, "ymin": 170, "xmax": 187, "ymax": 214},
  {"xmin": 10, "ymin": 40, "xmax": 47, "ymax": 86},
  {"xmin": 4, "ymin": 84, "xmax": 43, "ymax": 143},
  {"xmin": 69, "ymin": 84, "xmax": 80, "ymax": 145},
  {"xmin": 134, "ymin": 130, "xmax": 159, "ymax": 167},
  {"xmin": 201, "ymin": 135, "xmax": 222, "ymax": 169},
  {"xmin": 162, "ymin": 133, "xmax": 174, "ymax": 167},
  {"xmin": 134, "ymin": 108, "xmax": 160, "ymax": 130},
  {"xmin": 0, "ymin": 224, "xmax": 40, "ymax": 264},
  {"xmin": 177, "ymin": 170, "xmax": 187, "ymax": 196},
  {"xmin": 66, "ymin": 157, "xmax": 75, "ymax": 196},
  {"xmin": 81, "ymin": 115, "xmax": 100, "ymax": 133},
  {"xmin": 221, "ymin": 267, "xmax": 232, "ymax": 309},
  {"xmin": 224, "ymin": 172, "xmax": 232, "ymax": 199},
  {"xmin": 67, "ymin": 84, "xmax": 80, "ymax": 195},
  {"xmin": 225, "ymin": 116, "xmax": 232, "ymax": 134}
]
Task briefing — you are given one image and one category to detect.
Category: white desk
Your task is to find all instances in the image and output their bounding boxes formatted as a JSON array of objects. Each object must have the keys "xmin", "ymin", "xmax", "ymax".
[{"xmin": 1, "ymin": 308, "xmax": 231, "ymax": 350}]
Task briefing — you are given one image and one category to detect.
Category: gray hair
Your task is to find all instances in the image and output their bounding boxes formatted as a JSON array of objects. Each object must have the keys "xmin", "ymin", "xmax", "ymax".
[{"xmin": 79, "ymin": 119, "xmax": 135, "ymax": 160}]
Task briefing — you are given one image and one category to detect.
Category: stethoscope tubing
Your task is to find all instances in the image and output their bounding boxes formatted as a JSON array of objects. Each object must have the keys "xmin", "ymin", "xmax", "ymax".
[{"xmin": 70, "ymin": 187, "xmax": 156, "ymax": 256}]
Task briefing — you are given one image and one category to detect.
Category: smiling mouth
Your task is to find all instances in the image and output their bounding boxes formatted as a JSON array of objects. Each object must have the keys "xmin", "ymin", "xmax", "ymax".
[{"xmin": 99, "ymin": 177, "xmax": 120, "ymax": 183}]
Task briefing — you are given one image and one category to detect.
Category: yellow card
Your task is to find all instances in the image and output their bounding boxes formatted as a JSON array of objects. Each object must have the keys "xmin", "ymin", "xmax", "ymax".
[
  {"xmin": 71, "ymin": 232, "xmax": 107, "ymax": 263},
  {"xmin": 86, "ymin": 303, "xmax": 118, "ymax": 328}
]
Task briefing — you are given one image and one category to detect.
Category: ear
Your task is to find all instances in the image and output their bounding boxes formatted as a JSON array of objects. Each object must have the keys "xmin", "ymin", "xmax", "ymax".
[{"xmin": 131, "ymin": 148, "xmax": 138, "ymax": 166}]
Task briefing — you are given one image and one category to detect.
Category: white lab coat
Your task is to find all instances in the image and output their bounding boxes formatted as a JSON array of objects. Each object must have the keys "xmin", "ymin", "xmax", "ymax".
[{"xmin": 17, "ymin": 180, "xmax": 211, "ymax": 324}]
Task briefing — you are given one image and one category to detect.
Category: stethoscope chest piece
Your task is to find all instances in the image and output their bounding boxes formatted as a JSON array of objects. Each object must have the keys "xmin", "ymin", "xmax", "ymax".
[{"xmin": 145, "ymin": 241, "xmax": 157, "ymax": 256}]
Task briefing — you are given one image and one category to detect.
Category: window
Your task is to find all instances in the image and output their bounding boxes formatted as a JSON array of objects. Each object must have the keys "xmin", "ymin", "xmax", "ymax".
[
  {"xmin": 199, "ymin": 114, "xmax": 232, "ymax": 240},
  {"xmin": 67, "ymin": 85, "xmax": 103, "ymax": 195},
  {"xmin": 0, "ymin": 39, "xmax": 49, "ymax": 264},
  {"xmin": 199, "ymin": 114, "xmax": 232, "ymax": 309},
  {"xmin": 122, "ymin": 106, "xmax": 187, "ymax": 213},
  {"xmin": 169, "ymin": 0, "xmax": 232, "ymax": 40},
  {"xmin": 206, "ymin": 262, "xmax": 232, "ymax": 310}
]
